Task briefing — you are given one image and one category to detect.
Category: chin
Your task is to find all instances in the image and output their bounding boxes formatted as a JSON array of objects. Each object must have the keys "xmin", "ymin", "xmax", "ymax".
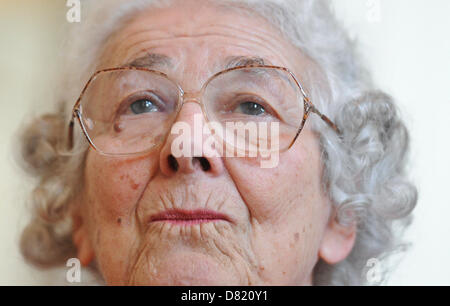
[{"xmin": 125, "ymin": 249, "xmax": 246, "ymax": 286}]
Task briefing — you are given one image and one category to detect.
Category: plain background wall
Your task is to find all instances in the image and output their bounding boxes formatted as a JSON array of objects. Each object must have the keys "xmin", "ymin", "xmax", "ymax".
[{"xmin": 0, "ymin": 0, "xmax": 449, "ymax": 285}]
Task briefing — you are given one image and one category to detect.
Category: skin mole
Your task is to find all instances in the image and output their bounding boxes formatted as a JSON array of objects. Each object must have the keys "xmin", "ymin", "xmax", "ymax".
[
  {"xmin": 114, "ymin": 122, "xmax": 123, "ymax": 132},
  {"xmin": 118, "ymin": 173, "xmax": 139, "ymax": 190},
  {"xmin": 130, "ymin": 180, "xmax": 140, "ymax": 190}
]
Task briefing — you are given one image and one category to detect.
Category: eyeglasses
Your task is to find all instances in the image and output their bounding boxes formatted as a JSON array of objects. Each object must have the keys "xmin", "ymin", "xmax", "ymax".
[{"xmin": 68, "ymin": 65, "xmax": 340, "ymax": 156}]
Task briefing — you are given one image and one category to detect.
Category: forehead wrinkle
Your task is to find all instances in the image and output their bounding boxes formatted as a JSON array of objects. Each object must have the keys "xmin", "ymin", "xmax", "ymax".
[
  {"xmin": 119, "ymin": 9, "xmax": 285, "ymax": 44},
  {"xmin": 199, "ymin": 23, "xmax": 291, "ymax": 58},
  {"xmin": 107, "ymin": 20, "xmax": 296, "ymax": 69},
  {"xmin": 102, "ymin": 17, "xmax": 304, "ymax": 89},
  {"xmin": 118, "ymin": 35, "xmax": 286, "ymax": 75}
]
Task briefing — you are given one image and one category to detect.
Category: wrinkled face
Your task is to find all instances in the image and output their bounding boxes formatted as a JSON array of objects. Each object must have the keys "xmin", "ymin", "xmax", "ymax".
[{"xmin": 73, "ymin": 0, "xmax": 354, "ymax": 285}]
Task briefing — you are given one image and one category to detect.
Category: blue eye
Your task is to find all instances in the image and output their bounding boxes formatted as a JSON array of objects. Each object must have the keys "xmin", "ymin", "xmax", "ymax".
[
  {"xmin": 130, "ymin": 99, "xmax": 159, "ymax": 114},
  {"xmin": 237, "ymin": 101, "xmax": 266, "ymax": 116}
]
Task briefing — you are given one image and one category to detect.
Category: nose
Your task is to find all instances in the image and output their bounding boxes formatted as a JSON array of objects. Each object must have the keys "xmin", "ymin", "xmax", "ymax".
[{"xmin": 159, "ymin": 102, "xmax": 224, "ymax": 176}]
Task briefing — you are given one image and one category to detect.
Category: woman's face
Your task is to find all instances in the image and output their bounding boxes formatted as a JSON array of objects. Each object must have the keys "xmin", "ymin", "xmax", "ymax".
[{"xmin": 73, "ymin": 0, "xmax": 355, "ymax": 285}]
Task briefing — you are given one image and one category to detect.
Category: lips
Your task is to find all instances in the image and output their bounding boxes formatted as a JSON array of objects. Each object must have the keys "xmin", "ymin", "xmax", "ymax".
[{"xmin": 149, "ymin": 209, "xmax": 231, "ymax": 225}]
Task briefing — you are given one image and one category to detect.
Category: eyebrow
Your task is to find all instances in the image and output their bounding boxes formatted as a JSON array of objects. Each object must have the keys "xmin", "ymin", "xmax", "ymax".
[
  {"xmin": 224, "ymin": 56, "xmax": 267, "ymax": 69},
  {"xmin": 123, "ymin": 53, "xmax": 172, "ymax": 69},
  {"xmin": 123, "ymin": 54, "xmax": 269, "ymax": 71}
]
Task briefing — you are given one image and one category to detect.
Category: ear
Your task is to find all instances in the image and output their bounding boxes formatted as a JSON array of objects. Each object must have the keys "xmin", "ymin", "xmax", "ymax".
[
  {"xmin": 319, "ymin": 208, "xmax": 356, "ymax": 265},
  {"xmin": 71, "ymin": 208, "xmax": 95, "ymax": 267}
]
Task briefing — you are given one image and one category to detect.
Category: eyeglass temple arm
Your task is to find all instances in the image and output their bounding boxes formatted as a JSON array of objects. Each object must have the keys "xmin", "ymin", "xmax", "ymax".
[
  {"xmin": 68, "ymin": 116, "xmax": 75, "ymax": 151},
  {"xmin": 309, "ymin": 103, "xmax": 342, "ymax": 135},
  {"xmin": 67, "ymin": 100, "xmax": 81, "ymax": 151}
]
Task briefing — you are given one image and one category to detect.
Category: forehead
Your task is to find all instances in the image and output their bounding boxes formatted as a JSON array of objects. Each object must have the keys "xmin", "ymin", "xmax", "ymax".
[{"xmin": 97, "ymin": 1, "xmax": 306, "ymax": 84}]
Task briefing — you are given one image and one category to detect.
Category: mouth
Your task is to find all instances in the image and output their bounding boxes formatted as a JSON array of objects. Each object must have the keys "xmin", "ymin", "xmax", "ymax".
[{"xmin": 149, "ymin": 209, "xmax": 231, "ymax": 225}]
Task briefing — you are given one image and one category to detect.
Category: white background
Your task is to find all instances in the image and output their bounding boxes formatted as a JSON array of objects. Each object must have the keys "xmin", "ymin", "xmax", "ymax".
[{"xmin": 0, "ymin": 0, "xmax": 449, "ymax": 285}]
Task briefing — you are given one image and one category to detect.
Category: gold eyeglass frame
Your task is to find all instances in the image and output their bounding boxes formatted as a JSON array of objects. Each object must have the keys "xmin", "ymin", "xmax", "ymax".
[{"xmin": 68, "ymin": 64, "xmax": 340, "ymax": 156}]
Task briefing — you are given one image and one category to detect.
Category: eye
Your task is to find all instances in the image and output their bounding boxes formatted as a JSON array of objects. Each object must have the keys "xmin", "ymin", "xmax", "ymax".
[
  {"xmin": 129, "ymin": 92, "xmax": 165, "ymax": 114},
  {"xmin": 235, "ymin": 101, "xmax": 266, "ymax": 116},
  {"xmin": 130, "ymin": 99, "xmax": 159, "ymax": 114}
]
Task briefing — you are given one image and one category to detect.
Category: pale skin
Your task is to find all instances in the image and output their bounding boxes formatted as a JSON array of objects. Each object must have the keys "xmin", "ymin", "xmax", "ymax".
[{"xmin": 72, "ymin": 0, "xmax": 356, "ymax": 285}]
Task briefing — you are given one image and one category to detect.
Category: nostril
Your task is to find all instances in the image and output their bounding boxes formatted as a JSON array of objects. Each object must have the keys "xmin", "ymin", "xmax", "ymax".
[
  {"xmin": 193, "ymin": 157, "xmax": 211, "ymax": 172},
  {"xmin": 168, "ymin": 155, "xmax": 179, "ymax": 172}
]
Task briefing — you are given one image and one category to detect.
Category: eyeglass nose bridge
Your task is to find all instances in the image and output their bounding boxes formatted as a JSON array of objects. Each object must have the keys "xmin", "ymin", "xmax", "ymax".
[
  {"xmin": 174, "ymin": 90, "xmax": 209, "ymax": 123},
  {"xmin": 180, "ymin": 90, "xmax": 203, "ymax": 106}
]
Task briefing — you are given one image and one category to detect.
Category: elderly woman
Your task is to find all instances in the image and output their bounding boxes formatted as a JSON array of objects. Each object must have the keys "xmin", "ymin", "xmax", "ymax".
[{"xmin": 19, "ymin": 0, "xmax": 417, "ymax": 285}]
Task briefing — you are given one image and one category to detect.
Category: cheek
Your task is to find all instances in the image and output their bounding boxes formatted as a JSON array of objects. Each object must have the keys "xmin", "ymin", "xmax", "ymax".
[
  {"xmin": 224, "ymin": 131, "xmax": 325, "ymax": 224},
  {"xmin": 83, "ymin": 151, "xmax": 160, "ymax": 284},
  {"xmin": 84, "ymin": 150, "xmax": 159, "ymax": 222},
  {"xmin": 223, "ymin": 132, "xmax": 329, "ymax": 283}
]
